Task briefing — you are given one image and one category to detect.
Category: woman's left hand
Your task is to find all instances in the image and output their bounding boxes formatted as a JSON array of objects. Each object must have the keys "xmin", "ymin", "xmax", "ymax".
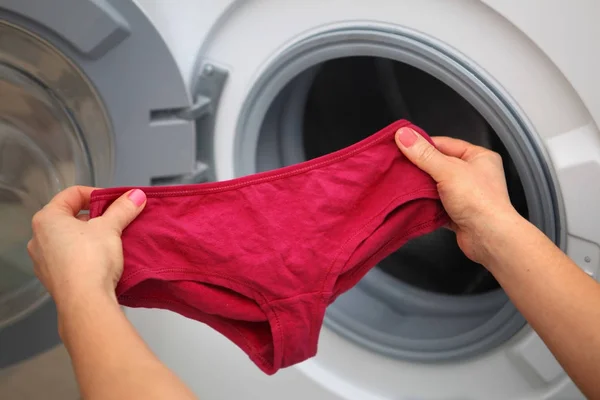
[{"xmin": 27, "ymin": 186, "xmax": 147, "ymax": 308}]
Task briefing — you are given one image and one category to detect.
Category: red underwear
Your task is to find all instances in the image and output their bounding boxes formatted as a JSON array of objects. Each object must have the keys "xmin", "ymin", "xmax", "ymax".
[{"xmin": 89, "ymin": 120, "xmax": 449, "ymax": 375}]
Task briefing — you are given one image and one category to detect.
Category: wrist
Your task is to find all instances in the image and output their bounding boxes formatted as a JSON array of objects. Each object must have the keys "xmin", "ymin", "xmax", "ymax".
[
  {"xmin": 476, "ymin": 210, "xmax": 530, "ymax": 269},
  {"xmin": 53, "ymin": 282, "xmax": 118, "ymax": 309},
  {"xmin": 56, "ymin": 288, "xmax": 120, "ymax": 341}
]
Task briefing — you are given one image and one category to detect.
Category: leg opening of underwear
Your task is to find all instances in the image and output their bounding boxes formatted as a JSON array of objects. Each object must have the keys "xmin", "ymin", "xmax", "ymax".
[
  {"xmin": 118, "ymin": 277, "xmax": 280, "ymax": 374},
  {"xmin": 263, "ymin": 292, "xmax": 326, "ymax": 370},
  {"xmin": 327, "ymin": 197, "xmax": 448, "ymax": 297}
]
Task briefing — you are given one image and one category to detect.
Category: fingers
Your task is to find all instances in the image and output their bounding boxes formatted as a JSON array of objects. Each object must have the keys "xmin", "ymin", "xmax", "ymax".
[
  {"xmin": 395, "ymin": 127, "xmax": 452, "ymax": 182},
  {"xmin": 431, "ymin": 137, "xmax": 472, "ymax": 159},
  {"xmin": 47, "ymin": 186, "xmax": 97, "ymax": 216},
  {"xmin": 443, "ymin": 220, "xmax": 459, "ymax": 232},
  {"xmin": 432, "ymin": 136, "xmax": 490, "ymax": 161},
  {"xmin": 100, "ymin": 189, "xmax": 147, "ymax": 234}
]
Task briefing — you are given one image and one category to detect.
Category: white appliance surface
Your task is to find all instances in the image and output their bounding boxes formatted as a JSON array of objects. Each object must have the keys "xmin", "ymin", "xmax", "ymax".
[{"xmin": 129, "ymin": 1, "xmax": 600, "ymax": 399}]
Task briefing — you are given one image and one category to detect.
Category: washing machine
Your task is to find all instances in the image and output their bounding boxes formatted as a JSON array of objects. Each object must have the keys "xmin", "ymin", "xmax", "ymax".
[
  {"xmin": 127, "ymin": 1, "xmax": 600, "ymax": 399},
  {"xmin": 1, "ymin": 0, "xmax": 599, "ymax": 399}
]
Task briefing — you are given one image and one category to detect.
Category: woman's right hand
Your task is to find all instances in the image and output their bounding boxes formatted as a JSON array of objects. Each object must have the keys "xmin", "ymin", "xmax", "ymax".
[
  {"xmin": 395, "ymin": 126, "xmax": 523, "ymax": 265},
  {"xmin": 397, "ymin": 127, "xmax": 600, "ymax": 400}
]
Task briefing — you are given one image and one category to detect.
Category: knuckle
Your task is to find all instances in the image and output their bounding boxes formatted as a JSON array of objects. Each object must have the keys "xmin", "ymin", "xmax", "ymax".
[
  {"xmin": 418, "ymin": 145, "xmax": 437, "ymax": 164},
  {"xmin": 121, "ymin": 196, "xmax": 137, "ymax": 210},
  {"xmin": 102, "ymin": 211, "xmax": 126, "ymax": 232},
  {"xmin": 31, "ymin": 212, "xmax": 44, "ymax": 230},
  {"xmin": 114, "ymin": 202, "xmax": 135, "ymax": 219},
  {"xmin": 485, "ymin": 151, "xmax": 504, "ymax": 168},
  {"xmin": 26, "ymin": 240, "xmax": 34, "ymax": 254},
  {"xmin": 492, "ymin": 152, "xmax": 504, "ymax": 165},
  {"xmin": 486, "ymin": 149, "xmax": 501, "ymax": 160}
]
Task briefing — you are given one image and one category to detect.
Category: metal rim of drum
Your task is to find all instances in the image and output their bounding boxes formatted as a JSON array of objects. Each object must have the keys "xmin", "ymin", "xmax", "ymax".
[{"xmin": 233, "ymin": 24, "xmax": 563, "ymax": 361}]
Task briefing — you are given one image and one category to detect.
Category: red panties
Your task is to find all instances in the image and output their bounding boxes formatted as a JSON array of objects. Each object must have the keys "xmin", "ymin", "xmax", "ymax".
[{"xmin": 89, "ymin": 120, "xmax": 449, "ymax": 374}]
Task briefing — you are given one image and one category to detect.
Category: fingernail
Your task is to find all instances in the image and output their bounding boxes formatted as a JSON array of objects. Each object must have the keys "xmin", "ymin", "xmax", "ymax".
[
  {"xmin": 396, "ymin": 128, "xmax": 418, "ymax": 148},
  {"xmin": 128, "ymin": 189, "xmax": 146, "ymax": 207}
]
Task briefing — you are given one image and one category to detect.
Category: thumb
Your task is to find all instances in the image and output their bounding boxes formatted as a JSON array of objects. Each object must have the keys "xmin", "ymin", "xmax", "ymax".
[
  {"xmin": 395, "ymin": 127, "xmax": 451, "ymax": 182},
  {"xmin": 101, "ymin": 189, "xmax": 147, "ymax": 234}
]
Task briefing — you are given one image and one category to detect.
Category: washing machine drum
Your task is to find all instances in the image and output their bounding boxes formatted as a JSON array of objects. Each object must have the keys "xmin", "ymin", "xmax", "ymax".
[
  {"xmin": 252, "ymin": 56, "xmax": 532, "ymax": 361},
  {"xmin": 304, "ymin": 58, "xmax": 528, "ymax": 295},
  {"xmin": 0, "ymin": 0, "xmax": 195, "ymax": 368},
  {"xmin": 0, "ymin": 30, "xmax": 111, "ymax": 330}
]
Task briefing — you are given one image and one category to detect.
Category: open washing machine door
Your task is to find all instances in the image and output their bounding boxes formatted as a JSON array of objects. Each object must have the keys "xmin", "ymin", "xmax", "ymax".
[
  {"xmin": 0, "ymin": 0, "xmax": 198, "ymax": 369},
  {"xmin": 126, "ymin": 1, "xmax": 600, "ymax": 399}
]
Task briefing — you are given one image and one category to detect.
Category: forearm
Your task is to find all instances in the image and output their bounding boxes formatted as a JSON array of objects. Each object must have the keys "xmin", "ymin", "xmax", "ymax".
[
  {"xmin": 57, "ymin": 291, "xmax": 197, "ymax": 400},
  {"xmin": 483, "ymin": 214, "xmax": 600, "ymax": 399}
]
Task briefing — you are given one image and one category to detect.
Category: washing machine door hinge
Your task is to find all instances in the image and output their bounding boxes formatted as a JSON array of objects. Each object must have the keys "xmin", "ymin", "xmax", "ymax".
[
  {"xmin": 152, "ymin": 62, "xmax": 228, "ymax": 186},
  {"xmin": 177, "ymin": 62, "xmax": 228, "ymax": 122}
]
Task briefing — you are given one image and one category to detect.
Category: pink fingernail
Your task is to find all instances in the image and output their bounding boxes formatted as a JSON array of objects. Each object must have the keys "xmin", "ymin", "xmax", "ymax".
[
  {"xmin": 396, "ymin": 128, "xmax": 418, "ymax": 148},
  {"xmin": 128, "ymin": 189, "xmax": 146, "ymax": 207}
]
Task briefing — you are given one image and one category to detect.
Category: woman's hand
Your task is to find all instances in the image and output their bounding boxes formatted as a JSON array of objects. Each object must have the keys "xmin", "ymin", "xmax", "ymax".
[
  {"xmin": 27, "ymin": 185, "xmax": 147, "ymax": 309},
  {"xmin": 395, "ymin": 127, "xmax": 600, "ymax": 399},
  {"xmin": 395, "ymin": 127, "xmax": 522, "ymax": 264},
  {"xmin": 28, "ymin": 186, "xmax": 198, "ymax": 399}
]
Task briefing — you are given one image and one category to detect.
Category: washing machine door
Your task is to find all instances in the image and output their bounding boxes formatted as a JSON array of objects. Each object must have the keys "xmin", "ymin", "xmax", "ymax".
[{"xmin": 0, "ymin": 0, "xmax": 196, "ymax": 368}]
